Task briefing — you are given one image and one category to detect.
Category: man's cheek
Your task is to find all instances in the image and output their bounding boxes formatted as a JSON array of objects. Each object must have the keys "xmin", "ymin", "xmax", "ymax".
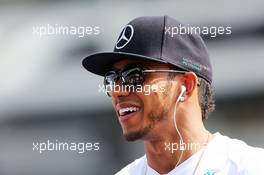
[
  {"xmin": 143, "ymin": 85, "xmax": 151, "ymax": 95},
  {"xmin": 152, "ymin": 80, "xmax": 172, "ymax": 98},
  {"xmin": 143, "ymin": 95, "xmax": 159, "ymax": 113}
]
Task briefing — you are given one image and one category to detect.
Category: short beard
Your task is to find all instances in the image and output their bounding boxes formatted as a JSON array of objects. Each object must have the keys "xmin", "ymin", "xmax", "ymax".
[
  {"xmin": 124, "ymin": 110, "xmax": 168, "ymax": 141},
  {"xmin": 124, "ymin": 83, "xmax": 172, "ymax": 141},
  {"xmin": 124, "ymin": 125, "xmax": 151, "ymax": 141}
]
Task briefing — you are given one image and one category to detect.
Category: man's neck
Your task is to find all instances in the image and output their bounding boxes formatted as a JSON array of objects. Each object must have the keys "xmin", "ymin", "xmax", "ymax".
[{"xmin": 143, "ymin": 125, "xmax": 211, "ymax": 174}]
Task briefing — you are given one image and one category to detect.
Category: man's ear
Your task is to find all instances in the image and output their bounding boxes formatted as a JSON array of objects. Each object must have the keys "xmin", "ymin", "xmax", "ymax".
[{"xmin": 183, "ymin": 72, "xmax": 198, "ymax": 97}]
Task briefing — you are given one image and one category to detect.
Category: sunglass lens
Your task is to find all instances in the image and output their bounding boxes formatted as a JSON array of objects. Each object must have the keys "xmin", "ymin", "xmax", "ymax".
[
  {"xmin": 104, "ymin": 71, "xmax": 118, "ymax": 97},
  {"xmin": 122, "ymin": 67, "xmax": 144, "ymax": 86}
]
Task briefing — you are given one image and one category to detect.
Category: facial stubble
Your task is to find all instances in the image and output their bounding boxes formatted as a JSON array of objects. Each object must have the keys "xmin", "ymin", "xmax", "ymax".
[{"xmin": 124, "ymin": 81, "xmax": 173, "ymax": 141}]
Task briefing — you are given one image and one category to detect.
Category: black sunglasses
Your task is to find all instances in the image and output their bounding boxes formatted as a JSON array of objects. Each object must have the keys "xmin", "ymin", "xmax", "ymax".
[{"xmin": 104, "ymin": 64, "xmax": 186, "ymax": 97}]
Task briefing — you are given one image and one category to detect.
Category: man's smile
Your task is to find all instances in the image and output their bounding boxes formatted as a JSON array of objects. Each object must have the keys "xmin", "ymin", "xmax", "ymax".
[{"xmin": 115, "ymin": 102, "xmax": 142, "ymax": 123}]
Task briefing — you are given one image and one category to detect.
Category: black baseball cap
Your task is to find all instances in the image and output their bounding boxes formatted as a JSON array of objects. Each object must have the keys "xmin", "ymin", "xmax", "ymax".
[{"xmin": 82, "ymin": 16, "xmax": 213, "ymax": 84}]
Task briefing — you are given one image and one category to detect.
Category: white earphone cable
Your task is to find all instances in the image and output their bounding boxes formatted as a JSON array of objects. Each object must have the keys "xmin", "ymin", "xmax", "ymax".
[{"xmin": 173, "ymin": 86, "xmax": 186, "ymax": 167}]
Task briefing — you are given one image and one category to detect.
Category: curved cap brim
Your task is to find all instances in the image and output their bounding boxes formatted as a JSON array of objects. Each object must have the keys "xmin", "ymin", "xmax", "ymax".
[{"xmin": 82, "ymin": 52, "xmax": 167, "ymax": 76}]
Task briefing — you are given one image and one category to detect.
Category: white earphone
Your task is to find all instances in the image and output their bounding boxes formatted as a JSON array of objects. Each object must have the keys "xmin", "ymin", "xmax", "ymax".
[
  {"xmin": 177, "ymin": 85, "xmax": 186, "ymax": 103},
  {"xmin": 173, "ymin": 85, "xmax": 186, "ymax": 167}
]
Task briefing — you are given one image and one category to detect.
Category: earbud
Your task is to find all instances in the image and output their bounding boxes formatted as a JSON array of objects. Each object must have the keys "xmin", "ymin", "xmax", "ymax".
[
  {"xmin": 178, "ymin": 85, "xmax": 186, "ymax": 102},
  {"xmin": 181, "ymin": 85, "xmax": 186, "ymax": 93}
]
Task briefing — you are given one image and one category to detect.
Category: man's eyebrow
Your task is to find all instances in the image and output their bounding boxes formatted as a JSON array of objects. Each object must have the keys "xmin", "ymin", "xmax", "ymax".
[
  {"xmin": 125, "ymin": 63, "xmax": 151, "ymax": 69},
  {"xmin": 111, "ymin": 62, "xmax": 151, "ymax": 71},
  {"xmin": 111, "ymin": 67, "xmax": 118, "ymax": 72}
]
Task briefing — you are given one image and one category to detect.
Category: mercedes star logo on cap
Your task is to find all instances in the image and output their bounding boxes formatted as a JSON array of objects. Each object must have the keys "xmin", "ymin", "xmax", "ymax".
[{"xmin": 115, "ymin": 25, "xmax": 134, "ymax": 49}]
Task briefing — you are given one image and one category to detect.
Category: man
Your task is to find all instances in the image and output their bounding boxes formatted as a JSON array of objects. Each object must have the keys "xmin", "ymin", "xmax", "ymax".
[{"xmin": 82, "ymin": 16, "xmax": 264, "ymax": 175}]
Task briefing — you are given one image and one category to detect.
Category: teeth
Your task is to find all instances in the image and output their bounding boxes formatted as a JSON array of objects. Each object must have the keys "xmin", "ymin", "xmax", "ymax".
[{"xmin": 119, "ymin": 107, "xmax": 139, "ymax": 116}]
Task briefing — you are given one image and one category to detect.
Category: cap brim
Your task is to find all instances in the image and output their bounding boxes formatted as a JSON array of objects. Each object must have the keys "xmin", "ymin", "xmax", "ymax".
[{"xmin": 82, "ymin": 52, "xmax": 167, "ymax": 76}]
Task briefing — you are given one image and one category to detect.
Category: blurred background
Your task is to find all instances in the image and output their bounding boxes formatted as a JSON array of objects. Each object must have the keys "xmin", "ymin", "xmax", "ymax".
[{"xmin": 1, "ymin": 0, "xmax": 264, "ymax": 174}]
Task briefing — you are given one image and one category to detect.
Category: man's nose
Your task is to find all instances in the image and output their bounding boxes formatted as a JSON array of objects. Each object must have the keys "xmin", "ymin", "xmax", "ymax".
[{"xmin": 111, "ymin": 79, "xmax": 130, "ymax": 98}]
